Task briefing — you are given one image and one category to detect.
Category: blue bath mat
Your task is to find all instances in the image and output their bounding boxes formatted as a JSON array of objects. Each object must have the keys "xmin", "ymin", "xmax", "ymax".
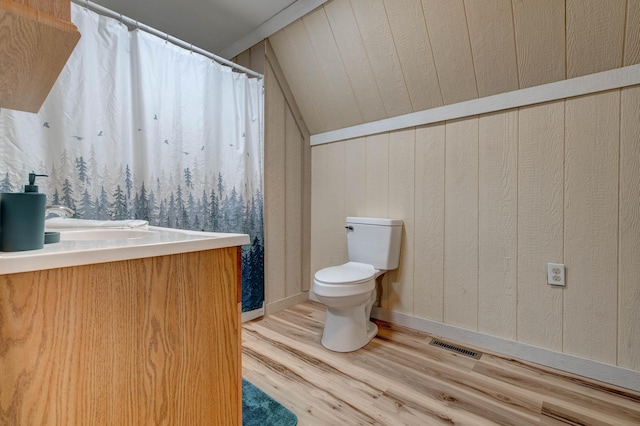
[{"xmin": 242, "ymin": 378, "xmax": 298, "ymax": 426}]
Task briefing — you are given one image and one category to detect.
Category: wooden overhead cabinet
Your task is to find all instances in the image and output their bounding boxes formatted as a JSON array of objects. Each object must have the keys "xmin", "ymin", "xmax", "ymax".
[{"xmin": 0, "ymin": 0, "xmax": 80, "ymax": 113}]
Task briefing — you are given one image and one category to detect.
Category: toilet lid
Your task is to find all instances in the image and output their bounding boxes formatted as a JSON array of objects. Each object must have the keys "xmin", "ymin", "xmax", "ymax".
[{"xmin": 314, "ymin": 262, "xmax": 376, "ymax": 285}]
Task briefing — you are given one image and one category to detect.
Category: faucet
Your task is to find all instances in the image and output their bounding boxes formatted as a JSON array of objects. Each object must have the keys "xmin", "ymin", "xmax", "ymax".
[{"xmin": 46, "ymin": 205, "xmax": 75, "ymax": 219}]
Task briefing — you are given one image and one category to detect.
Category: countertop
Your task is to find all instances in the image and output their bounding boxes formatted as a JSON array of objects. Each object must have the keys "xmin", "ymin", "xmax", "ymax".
[{"xmin": 0, "ymin": 226, "xmax": 250, "ymax": 275}]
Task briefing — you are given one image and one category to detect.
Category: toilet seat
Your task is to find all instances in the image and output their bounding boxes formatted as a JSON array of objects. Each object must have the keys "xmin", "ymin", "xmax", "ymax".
[
  {"xmin": 313, "ymin": 262, "xmax": 377, "ymax": 298},
  {"xmin": 314, "ymin": 261, "xmax": 376, "ymax": 285}
]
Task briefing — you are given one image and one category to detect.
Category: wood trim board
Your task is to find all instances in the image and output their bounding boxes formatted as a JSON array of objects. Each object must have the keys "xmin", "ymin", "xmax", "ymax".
[{"xmin": 310, "ymin": 63, "xmax": 640, "ymax": 145}]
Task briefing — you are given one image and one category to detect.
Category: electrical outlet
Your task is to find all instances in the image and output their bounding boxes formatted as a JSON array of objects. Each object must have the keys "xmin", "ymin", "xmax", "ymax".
[{"xmin": 547, "ymin": 263, "xmax": 565, "ymax": 286}]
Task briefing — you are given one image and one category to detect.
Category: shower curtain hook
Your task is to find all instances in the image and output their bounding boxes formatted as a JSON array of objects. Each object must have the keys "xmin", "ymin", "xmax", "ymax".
[
  {"xmin": 84, "ymin": 0, "xmax": 89, "ymax": 10},
  {"xmin": 165, "ymin": 33, "xmax": 169, "ymax": 44},
  {"xmin": 190, "ymin": 43, "xmax": 193, "ymax": 54}
]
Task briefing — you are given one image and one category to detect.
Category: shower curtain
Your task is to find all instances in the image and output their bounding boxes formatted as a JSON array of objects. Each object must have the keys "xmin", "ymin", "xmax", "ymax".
[{"xmin": 0, "ymin": 4, "xmax": 265, "ymax": 313}]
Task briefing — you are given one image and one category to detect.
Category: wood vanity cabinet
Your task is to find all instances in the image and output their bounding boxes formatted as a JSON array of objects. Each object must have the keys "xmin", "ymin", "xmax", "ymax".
[
  {"xmin": 0, "ymin": 0, "xmax": 80, "ymax": 112},
  {"xmin": 0, "ymin": 247, "xmax": 242, "ymax": 425}
]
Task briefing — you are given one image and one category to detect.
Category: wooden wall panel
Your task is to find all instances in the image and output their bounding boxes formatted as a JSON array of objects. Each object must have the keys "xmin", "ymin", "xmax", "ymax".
[
  {"xmin": 268, "ymin": 29, "xmax": 323, "ymax": 134},
  {"xmin": 232, "ymin": 41, "xmax": 265, "ymax": 76},
  {"xmin": 619, "ymin": 86, "xmax": 640, "ymax": 371},
  {"xmin": 282, "ymin": 20, "xmax": 340, "ymax": 131},
  {"xmin": 302, "ymin": 121, "xmax": 312, "ymax": 291},
  {"xmin": 517, "ymin": 101, "xmax": 564, "ymax": 351},
  {"xmin": 310, "ymin": 143, "xmax": 330, "ymax": 277},
  {"xmin": 566, "ymin": 0, "xmax": 626, "ymax": 78},
  {"xmin": 478, "ymin": 110, "xmax": 518, "ymax": 340},
  {"xmin": 564, "ymin": 91, "xmax": 619, "ymax": 364},
  {"xmin": 512, "ymin": 0, "xmax": 566, "ymax": 88},
  {"xmin": 387, "ymin": 129, "xmax": 415, "ymax": 315},
  {"xmin": 233, "ymin": 49, "xmax": 251, "ymax": 72},
  {"xmin": 344, "ymin": 137, "xmax": 366, "ymax": 217},
  {"xmin": 444, "ymin": 118, "xmax": 479, "ymax": 330},
  {"xmin": 310, "ymin": 142, "xmax": 347, "ymax": 275},
  {"xmin": 421, "ymin": 0, "xmax": 478, "ymax": 105},
  {"xmin": 265, "ymin": 64, "xmax": 287, "ymax": 304},
  {"xmin": 249, "ymin": 42, "xmax": 266, "ymax": 75},
  {"xmin": 364, "ymin": 133, "xmax": 389, "ymax": 219},
  {"xmin": 384, "ymin": 0, "xmax": 442, "ymax": 111},
  {"xmin": 266, "ymin": 41, "xmax": 310, "ymax": 138},
  {"xmin": 263, "ymin": 43, "xmax": 313, "ymax": 303},
  {"xmin": 285, "ymin": 108, "xmax": 303, "ymax": 298},
  {"xmin": 303, "ymin": 8, "xmax": 364, "ymax": 129},
  {"xmin": 413, "ymin": 124, "xmax": 445, "ymax": 321},
  {"xmin": 323, "ymin": 0, "xmax": 387, "ymax": 124},
  {"xmin": 326, "ymin": 141, "xmax": 348, "ymax": 267},
  {"xmin": 625, "ymin": 0, "xmax": 640, "ymax": 66},
  {"xmin": 464, "ymin": 0, "xmax": 519, "ymax": 97},
  {"xmin": 350, "ymin": 0, "xmax": 413, "ymax": 118}
]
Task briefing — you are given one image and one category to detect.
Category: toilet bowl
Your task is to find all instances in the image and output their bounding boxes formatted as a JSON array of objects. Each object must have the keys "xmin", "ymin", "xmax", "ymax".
[
  {"xmin": 312, "ymin": 217, "xmax": 402, "ymax": 352},
  {"xmin": 313, "ymin": 262, "xmax": 382, "ymax": 352}
]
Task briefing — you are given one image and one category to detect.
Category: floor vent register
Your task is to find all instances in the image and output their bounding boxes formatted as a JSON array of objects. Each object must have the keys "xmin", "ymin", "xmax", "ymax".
[{"xmin": 429, "ymin": 338, "xmax": 482, "ymax": 359}]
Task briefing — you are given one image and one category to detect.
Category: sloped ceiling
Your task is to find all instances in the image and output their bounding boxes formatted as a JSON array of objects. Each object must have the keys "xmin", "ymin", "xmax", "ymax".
[
  {"xmin": 88, "ymin": 0, "xmax": 326, "ymax": 58},
  {"xmin": 268, "ymin": 0, "xmax": 640, "ymax": 135}
]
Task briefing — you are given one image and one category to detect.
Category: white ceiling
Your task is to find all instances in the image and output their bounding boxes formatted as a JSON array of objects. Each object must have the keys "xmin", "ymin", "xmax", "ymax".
[{"xmin": 89, "ymin": 0, "xmax": 325, "ymax": 59}]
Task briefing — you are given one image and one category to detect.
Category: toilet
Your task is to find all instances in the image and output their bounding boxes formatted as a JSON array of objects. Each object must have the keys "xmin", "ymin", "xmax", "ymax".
[{"xmin": 313, "ymin": 217, "xmax": 403, "ymax": 352}]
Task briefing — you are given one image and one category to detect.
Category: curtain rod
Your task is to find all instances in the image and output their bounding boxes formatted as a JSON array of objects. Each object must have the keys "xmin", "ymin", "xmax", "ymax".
[{"xmin": 71, "ymin": 0, "xmax": 264, "ymax": 79}]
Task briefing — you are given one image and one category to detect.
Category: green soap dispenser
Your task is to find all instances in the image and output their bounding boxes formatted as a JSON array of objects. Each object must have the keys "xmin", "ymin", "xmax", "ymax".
[{"xmin": 0, "ymin": 173, "xmax": 48, "ymax": 252}]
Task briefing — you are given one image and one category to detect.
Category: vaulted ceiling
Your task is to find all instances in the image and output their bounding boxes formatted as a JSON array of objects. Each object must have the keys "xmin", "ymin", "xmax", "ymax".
[
  {"xmin": 268, "ymin": 0, "xmax": 640, "ymax": 135},
  {"xmin": 88, "ymin": 0, "xmax": 327, "ymax": 58}
]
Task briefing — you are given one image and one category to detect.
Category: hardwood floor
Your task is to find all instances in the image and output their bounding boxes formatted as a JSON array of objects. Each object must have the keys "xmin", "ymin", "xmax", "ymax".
[{"xmin": 242, "ymin": 301, "xmax": 640, "ymax": 425}]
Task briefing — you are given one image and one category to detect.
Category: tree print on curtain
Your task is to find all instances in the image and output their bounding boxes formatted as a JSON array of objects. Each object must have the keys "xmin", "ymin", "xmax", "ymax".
[
  {"xmin": 0, "ymin": 150, "xmax": 265, "ymax": 313},
  {"xmin": 0, "ymin": 150, "xmax": 264, "ymax": 312}
]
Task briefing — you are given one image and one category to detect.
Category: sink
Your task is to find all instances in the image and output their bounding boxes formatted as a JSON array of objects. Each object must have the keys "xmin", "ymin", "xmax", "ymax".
[
  {"xmin": 58, "ymin": 229, "xmax": 156, "ymax": 241},
  {"xmin": 2, "ymin": 226, "xmax": 250, "ymax": 276}
]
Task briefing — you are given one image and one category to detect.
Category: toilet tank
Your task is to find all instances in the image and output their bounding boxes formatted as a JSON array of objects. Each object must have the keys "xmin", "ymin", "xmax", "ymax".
[{"xmin": 346, "ymin": 217, "xmax": 403, "ymax": 270}]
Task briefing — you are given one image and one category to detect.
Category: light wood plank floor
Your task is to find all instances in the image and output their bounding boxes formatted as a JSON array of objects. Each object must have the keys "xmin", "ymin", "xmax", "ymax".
[{"xmin": 242, "ymin": 301, "xmax": 640, "ymax": 425}]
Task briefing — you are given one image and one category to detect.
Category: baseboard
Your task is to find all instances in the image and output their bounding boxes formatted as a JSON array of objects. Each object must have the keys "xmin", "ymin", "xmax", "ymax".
[
  {"xmin": 371, "ymin": 307, "xmax": 640, "ymax": 393},
  {"xmin": 266, "ymin": 291, "xmax": 310, "ymax": 315},
  {"xmin": 242, "ymin": 304, "xmax": 265, "ymax": 323}
]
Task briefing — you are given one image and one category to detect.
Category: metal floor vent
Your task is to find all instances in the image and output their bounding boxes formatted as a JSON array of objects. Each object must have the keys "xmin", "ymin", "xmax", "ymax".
[{"xmin": 429, "ymin": 338, "xmax": 482, "ymax": 359}]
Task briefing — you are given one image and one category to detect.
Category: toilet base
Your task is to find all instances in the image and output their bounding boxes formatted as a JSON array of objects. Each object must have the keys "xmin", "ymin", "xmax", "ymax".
[
  {"xmin": 320, "ymin": 304, "xmax": 378, "ymax": 352},
  {"xmin": 366, "ymin": 320, "xmax": 378, "ymax": 342}
]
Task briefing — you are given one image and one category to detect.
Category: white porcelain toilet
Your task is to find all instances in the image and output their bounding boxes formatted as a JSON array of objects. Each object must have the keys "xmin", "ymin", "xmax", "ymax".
[{"xmin": 313, "ymin": 217, "xmax": 403, "ymax": 352}]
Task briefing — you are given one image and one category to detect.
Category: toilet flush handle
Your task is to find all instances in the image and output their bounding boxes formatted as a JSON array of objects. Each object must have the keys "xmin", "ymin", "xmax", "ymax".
[{"xmin": 345, "ymin": 226, "xmax": 354, "ymax": 231}]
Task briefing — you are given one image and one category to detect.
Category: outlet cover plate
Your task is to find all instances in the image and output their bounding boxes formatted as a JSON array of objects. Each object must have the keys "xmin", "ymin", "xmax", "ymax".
[{"xmin": 547, "ymin": 263, "xmax": 565, "ymax": 286}]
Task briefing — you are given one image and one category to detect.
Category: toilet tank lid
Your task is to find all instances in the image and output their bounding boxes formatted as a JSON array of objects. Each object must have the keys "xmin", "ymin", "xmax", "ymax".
[
  {"xmin": 315, "ymin": 262, "xmax": 376, "ymax": 284},
  {"xmin": 346, "ymin": 217, "xmax": 403, "ymax": 226}
]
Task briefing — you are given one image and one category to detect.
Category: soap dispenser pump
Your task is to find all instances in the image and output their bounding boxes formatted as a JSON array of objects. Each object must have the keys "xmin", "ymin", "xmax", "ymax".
[{"xmin": 0, "ymin": 173, "xmax": 48, "ymax": 252}]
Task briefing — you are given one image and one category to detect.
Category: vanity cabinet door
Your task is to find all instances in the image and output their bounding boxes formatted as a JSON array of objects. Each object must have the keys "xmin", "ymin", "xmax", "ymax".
[{"xmin": 0, "ymin": 247, "xmax": 241, "ymax": 425}]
